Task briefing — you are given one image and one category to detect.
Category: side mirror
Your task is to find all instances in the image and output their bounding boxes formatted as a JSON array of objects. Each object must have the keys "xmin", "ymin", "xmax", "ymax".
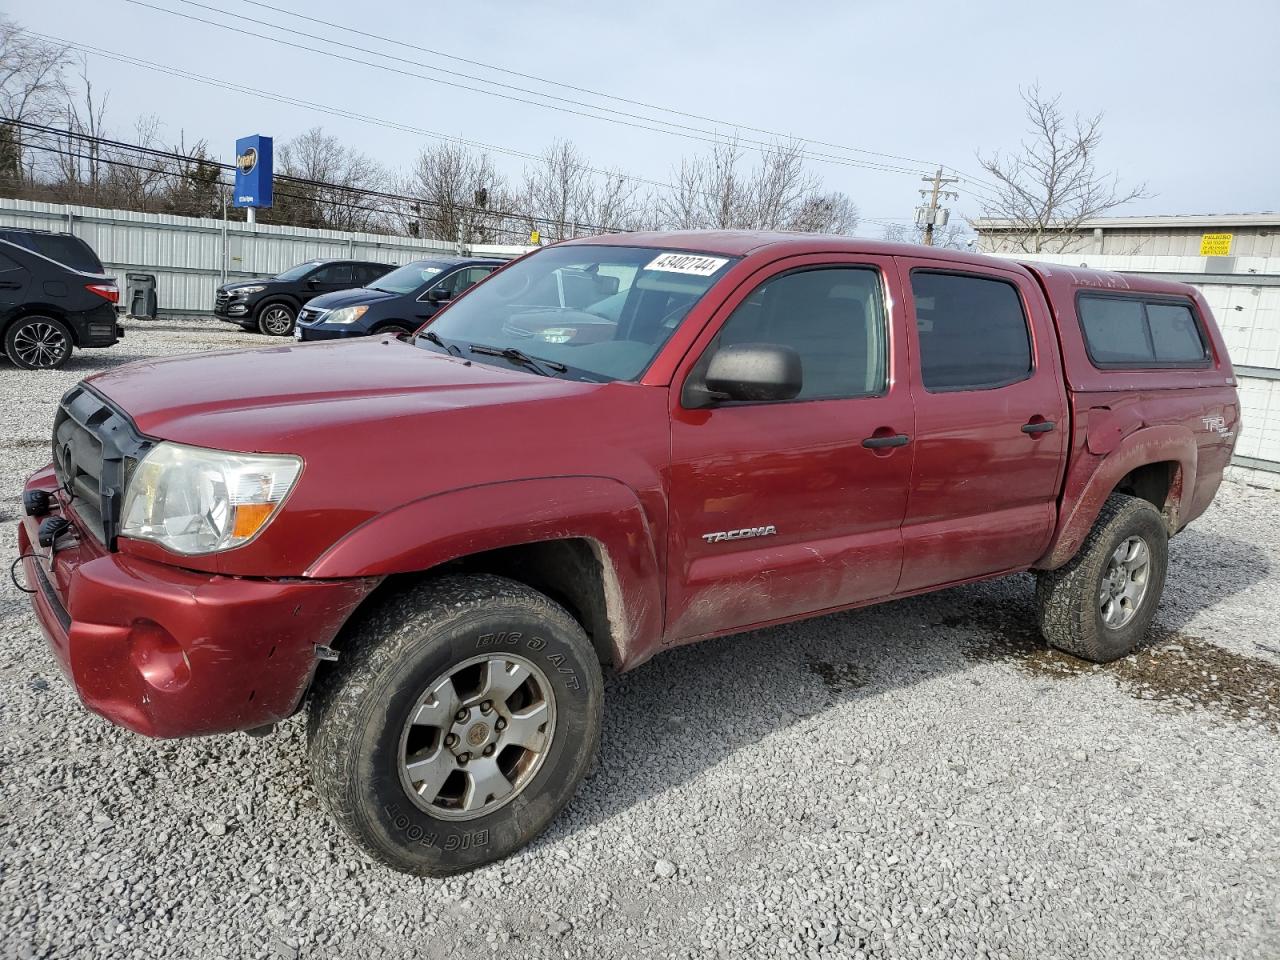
[
  {"xmin": 428, "ymin": 288, "xmax": 452, "ymax": 303},
  {"xmin": 688, "ymin": 343, "xmax": 803, "ymax": 407},
  {"xmin": 306, "ymin": 278, "xmax": 321, "ymax": 288}
]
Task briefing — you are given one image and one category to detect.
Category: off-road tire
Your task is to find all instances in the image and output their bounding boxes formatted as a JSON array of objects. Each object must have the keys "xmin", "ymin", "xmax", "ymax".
[
  {"xmin": 1035, "ymin": 493, "xmax": 1169, "ymax": 663},
  {"xmin": 4, "ymin": 315, "xmax": 74, "ymax": 370},
  {"xmin": 255, "ymin": 301, "xmax": 296, "ymax": 337},
  {"xmin": 307, "ymin": 574, "xmax": 603, "ymax": 876}
]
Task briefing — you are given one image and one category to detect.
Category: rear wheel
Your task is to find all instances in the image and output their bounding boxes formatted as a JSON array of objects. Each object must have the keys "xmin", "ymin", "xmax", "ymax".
[
  {"xmin": 256, "ymin": 302, "xmax": 296, "ymax": 336},
  {"xmin": 1036, "ymin": 493, "xmax": 1169, "ymax": 662},
  {"xmin": 307, "ymin": 575, "xmax": 603, "ymax": 875},
  {"xmin": 5, "ymin": 315, "xmax": 73, "ymax": 370}
]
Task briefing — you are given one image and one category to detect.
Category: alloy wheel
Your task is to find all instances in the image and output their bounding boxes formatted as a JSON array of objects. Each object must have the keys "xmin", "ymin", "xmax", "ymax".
[
  {"xmin": 12, "ymin": 321, "xmax": 70, "ymax": 368},
  {"xmin": 1098, "ymin": 535, "xmax": 1151, "ymax": 629},
  {"xmin": 260, "ymin": 305, "xmax": 294, "ymax": 335},
  {"xmin": 397, "ymin": 654, "xmax": 556, "ymax": 821}
]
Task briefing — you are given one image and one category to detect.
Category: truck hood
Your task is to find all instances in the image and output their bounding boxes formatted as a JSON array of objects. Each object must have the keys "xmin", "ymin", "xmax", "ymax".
[{"xmin": 85, "ymin": 337, "xmax": 595, "ymax": 451}]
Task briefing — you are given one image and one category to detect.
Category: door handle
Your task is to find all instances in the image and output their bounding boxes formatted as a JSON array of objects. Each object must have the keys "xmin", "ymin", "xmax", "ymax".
[
  {"xmin": 0, "ymin": 280, "xmax": 21, "ymax": 289},
  {"xmin": 1021, "ymin": 420, "xmax": 1056, "ymax": 435},
  {"xmin": 862, "ymin": 433, "xmax": 910, "ymax": 449}
]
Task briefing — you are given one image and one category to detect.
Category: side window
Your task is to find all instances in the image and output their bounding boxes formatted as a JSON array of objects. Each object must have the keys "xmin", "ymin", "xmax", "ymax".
[
  {"xmin": 1078, "ymin": 295, "xmax": 1208, "ymax": 367},
  {"xmin": 911, "ymin": 271, "xmax": 1032, "ymax": 392},
  {"xmin": 360, "ymin": 264, "xmax": 389, "ymax": 285},
  {"xmin": 312, "ymin": 263, "xmax": 353, "ymax": 285},
  {"xmin": 454, "ymin": 267, "xmax": 493, "ymax": 295},
  {"xmin": 710, "ymin": 267, "xmax": 887, "ymax": 401}
]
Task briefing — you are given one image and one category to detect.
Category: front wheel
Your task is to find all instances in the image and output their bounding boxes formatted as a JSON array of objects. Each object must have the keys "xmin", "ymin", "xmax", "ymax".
[
  {"xmin": 1036, "ymin": 493, "xmax": 1169, "ymax": 662},
  {"xmin": 256, "ymin": 302, "xmax": 296, "ymax": 336},
  {"xmin": 5, "ymin": 315, "xmax": 73, "ymax": 370},
  {"xmin": 307, "ymin": 575, "xmax": 603, "ymax": 875}
]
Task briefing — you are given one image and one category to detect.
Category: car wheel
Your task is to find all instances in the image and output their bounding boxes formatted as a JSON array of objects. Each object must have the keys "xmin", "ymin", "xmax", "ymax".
[
  {"xmin": 378, "ymin": 325, "xmax": 413, "ymax": 338},
  {"xmin": 4, "ymin": 315, "xmax": 74, "ymax": 370},
  {"xmin": 1035, "ymin": 493, "xmax": 1169, "ymax": 663},
  {"xmin": 256, "ymin": 302, "xmax": 296, "ymax": 336},
  {"xmin": 307, "ymin": 574, "xmax": 603, "ymax": 876}
]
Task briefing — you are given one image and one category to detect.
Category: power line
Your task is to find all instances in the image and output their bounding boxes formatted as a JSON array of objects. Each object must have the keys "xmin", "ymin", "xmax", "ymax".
[
  {"xmin": 116, "ymin": 0, "xmax": 933, "ymax": 179},
  {"xmin": 232, "ymin": 0, "xmax": 945, "ymax": 172}
]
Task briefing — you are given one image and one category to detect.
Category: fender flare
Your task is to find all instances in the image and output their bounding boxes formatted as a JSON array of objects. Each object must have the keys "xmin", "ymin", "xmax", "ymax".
[
  {"xmin": 305, "ymin": 475, "xmax": 664, "ymax": 667},
  {"xmin": 1035, "ymin": 424, "xmax": 1197, "ymax": 570}
]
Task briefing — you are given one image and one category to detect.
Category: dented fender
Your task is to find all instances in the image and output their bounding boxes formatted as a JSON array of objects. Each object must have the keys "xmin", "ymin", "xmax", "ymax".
[
  {"xmin": 304, "ymin": 476, "xmax": 664, "ymax": 668},
  {"xmin": 1035, "ymin": 424, "xmax": 1197, "ymax": 570}
]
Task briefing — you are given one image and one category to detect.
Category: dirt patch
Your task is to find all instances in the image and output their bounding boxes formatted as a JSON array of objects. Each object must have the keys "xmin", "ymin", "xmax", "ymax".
[
  {"xmin": 1, "ymin": 437, "xmax": 49, "ymax": 449},
  {"xmin": 946, "ymin": 606, "xmax": 1280, "ymax": 732},
  {"xmin": 808, "ymin": 660, "xmax": 870, "ymax": 696}
]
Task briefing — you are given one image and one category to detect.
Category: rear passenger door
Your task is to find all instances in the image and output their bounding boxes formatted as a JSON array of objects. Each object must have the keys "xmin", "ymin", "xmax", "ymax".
[
  {"xmin": 667, "ymin": 255, "xmax": 915, "ymax": 640},
  {"xmin": 895, "ymin": 258, "xmax": 1069, "ymax": 592},
  {"xmin": 0, "ymin": 250, "xmax": 30, "ymax": 311}
]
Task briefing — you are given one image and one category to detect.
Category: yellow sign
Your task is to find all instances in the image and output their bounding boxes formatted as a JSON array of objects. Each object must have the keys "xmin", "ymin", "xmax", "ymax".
[
  {"xmin": 529, "ymin": 229, "xmax": 541, "ymax": 245},
  {"xmin": 1200, "ymin": 232, "xmax": 1233, "ymax": 256}
]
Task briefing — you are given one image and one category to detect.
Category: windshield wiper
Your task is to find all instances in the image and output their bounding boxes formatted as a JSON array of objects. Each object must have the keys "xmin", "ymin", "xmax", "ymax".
[
  {"xmin": 469, "ymin": 343, "xmax": 567, "ymax": 377},
  {"xmin": 418, "ymin": 329, "xmax": 462, "ymax": 356}
]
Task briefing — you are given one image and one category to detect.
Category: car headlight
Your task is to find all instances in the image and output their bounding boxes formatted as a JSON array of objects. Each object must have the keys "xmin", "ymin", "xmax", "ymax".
[
  {"xmin": 232, "ymin": 285, "xmax": 265, "ymax": 296},
  {"xmin": 324, "ymin": 305, "xmax": 368, "ymax": 325},
  {"xmin": 120, "ymin": 442, "xmax": 302, "ymax": 555}
]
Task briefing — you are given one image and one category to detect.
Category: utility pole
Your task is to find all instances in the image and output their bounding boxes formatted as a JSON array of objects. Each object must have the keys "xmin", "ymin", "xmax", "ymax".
[{"xmin": 917, "ymin": 167, "xmax": 959, "ymax": 246}]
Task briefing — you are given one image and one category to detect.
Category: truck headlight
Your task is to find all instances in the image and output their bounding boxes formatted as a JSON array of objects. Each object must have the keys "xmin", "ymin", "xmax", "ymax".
[
  {"xmin": 120, "ymin": 442, "xmax": 302, "ymax": 554},
  {"xmin": 324, "ymin": 305, "xmax": 368, "ymax": 325}
]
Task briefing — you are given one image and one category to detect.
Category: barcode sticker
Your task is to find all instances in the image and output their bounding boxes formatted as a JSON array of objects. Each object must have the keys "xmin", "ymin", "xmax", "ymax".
[{"xmin": 644, "ymin": 253, "xmax": 729, "ymax": 277}]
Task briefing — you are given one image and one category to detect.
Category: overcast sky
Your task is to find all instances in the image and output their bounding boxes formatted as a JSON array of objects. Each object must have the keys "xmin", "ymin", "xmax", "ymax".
[{"xmin": 15, "ymin": 0, "xmax": 1280, "ymax": 235}]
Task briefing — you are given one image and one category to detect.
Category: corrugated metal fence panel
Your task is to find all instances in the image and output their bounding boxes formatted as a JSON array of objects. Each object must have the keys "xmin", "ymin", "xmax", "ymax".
[
  {"xmin": 1008, "ymin": 251, "xmax": 1280, "ymax": 479},
  {"xmin": 0, "ymin": 198, "xmax": 530, "ymax": 315}
]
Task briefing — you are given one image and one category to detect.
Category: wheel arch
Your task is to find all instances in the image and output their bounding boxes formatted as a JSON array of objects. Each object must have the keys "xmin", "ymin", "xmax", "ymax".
[
  {"xmin": 1035, "ymin": 424, "xmax": 1196, "ymax": 570},
  {"xmin": 307, "ymin": 476, "xmax": 665, "ymax": 671},
  {"xmin": 2, "ymin": 305, "xmax": 77, "ymax": 345}
]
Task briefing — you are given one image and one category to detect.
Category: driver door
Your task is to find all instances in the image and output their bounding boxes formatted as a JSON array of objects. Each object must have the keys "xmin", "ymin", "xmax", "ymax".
[{"xmin": 666, "ymin": 254, "xmax": 915, "ymax": 642}]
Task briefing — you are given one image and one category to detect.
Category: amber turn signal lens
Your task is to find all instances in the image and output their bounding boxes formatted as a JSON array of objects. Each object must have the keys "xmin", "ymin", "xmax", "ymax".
[{"xmin": 231, "ymin": 502, "xmax": 275, "ymax": 540}]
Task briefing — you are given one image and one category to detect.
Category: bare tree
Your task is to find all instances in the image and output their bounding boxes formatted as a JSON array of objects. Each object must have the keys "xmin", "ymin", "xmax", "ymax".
[
  {"xmin": 975, "ymin": 85, "xmax": 1149, "ymax": 252},
  {"xmin": 658, "ymin": 137, "xmax": 857, "ymax": 234},
  {"xmin": 277, "ymin": 127, "xmax": 390, "ymax": 232},
  {"xmin": 520, "ymin": 140, "xmax": 650, "ymax": 241},
  {"xmin": 402, "ymin": 141, "xmax": 508, "ymax": 244},
  {"xmin": 0, "ymin": 16, "xmax": 70, "ymax": 188},
  {"xmin": 881, "ymin": 221, "xmax": 972, "ymax": 250}
]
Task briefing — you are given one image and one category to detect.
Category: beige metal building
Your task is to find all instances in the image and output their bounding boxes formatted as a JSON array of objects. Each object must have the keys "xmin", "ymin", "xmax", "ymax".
[{"xmin": 974, "ymin": 212, "xmax": 1280, "ymax": 259}]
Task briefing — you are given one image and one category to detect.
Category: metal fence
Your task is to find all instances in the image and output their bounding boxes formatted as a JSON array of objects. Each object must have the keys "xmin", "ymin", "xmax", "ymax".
[{"xmin": 0, "ymin": 197, "xmax": 531, "ymax": 317}]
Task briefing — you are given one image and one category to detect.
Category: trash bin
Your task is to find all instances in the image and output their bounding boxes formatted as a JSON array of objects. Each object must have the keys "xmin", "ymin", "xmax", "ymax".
[{"xmin": 126, "ymin": 273, "xmax": 158, "ymax": 320}]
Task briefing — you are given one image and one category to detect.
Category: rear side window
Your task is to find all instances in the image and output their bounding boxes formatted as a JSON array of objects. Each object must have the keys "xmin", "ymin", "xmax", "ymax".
[
  {"xmin": 1077, "ymin": 295, "xmax": 1208, "ymax": 367},
  {"xmin": 0, "ymin": 230, "xmax": 103, "ymax": 273},
  {"xmin": 911, "ymin": 271, "xmax": 1033, "ymax": 392}
]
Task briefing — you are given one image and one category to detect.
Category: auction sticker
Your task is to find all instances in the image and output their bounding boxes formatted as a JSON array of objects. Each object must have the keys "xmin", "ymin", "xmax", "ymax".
[{"xmin": 645, "ymin": 252, "xmax": 730, "ymax": 276}]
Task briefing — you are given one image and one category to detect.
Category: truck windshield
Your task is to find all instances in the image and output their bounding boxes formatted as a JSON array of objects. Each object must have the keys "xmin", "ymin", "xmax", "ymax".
[{"xmin": 420, "ymin": 245, "xmax": 737, "ymax": 381}]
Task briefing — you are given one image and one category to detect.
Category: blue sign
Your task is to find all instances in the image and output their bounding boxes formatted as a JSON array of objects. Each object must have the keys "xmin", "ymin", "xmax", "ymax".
[{"xmin": 233, "ymin": 135, "xmax": 273, "ymax": 208}]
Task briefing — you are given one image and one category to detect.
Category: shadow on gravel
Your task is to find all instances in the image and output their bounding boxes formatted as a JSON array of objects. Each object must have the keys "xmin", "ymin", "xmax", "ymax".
[{"xmin": 548, "ymin": 524, "xmax": 1275, "ymax": 843}]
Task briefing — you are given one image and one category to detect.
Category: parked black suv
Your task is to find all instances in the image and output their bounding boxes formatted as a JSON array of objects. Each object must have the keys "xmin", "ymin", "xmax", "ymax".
[
  {"xmin": 294, "ymin": 257, "xmax": 502, "ymax": 341},
  {"xmin": 215, "ymin": 259, "xmax": 393, "ymax": 337},
  {"xmin": 0, "ymin": 231, "xmax": 122, "ymax": 370}
]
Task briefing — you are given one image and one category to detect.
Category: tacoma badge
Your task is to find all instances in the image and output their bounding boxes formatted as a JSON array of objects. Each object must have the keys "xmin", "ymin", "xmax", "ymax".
[{"xmin": 701, "ymin": 525, "xmax": 778, "ymax": 544}]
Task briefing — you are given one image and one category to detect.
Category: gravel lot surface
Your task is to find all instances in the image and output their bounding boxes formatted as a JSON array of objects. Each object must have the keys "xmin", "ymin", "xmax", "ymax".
[{"xmin": 1, "ymin": 320, "xmax": 1278, "ymax": 960}]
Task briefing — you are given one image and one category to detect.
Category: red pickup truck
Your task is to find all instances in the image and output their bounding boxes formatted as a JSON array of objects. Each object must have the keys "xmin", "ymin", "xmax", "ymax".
[{"xmin": 17, "ymin": 231, "xmax": 1239, "ymax": 875}]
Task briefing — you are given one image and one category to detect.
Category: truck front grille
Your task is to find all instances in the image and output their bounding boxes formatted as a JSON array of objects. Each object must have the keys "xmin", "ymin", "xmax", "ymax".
[{"xmin": 52, "ymin": 385, "xmax": 150, "ymax": 548}]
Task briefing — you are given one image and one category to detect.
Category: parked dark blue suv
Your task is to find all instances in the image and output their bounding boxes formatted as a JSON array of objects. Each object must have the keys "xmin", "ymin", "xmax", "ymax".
[{"xmin": 293, "ymin": 257, "xmax": 503, "ymax": 342}]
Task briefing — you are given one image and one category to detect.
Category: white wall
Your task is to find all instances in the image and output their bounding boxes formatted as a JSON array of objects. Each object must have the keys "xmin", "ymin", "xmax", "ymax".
[{"xmin": 0, "ymin": 197, "xmax": 532, "ymax": 316}]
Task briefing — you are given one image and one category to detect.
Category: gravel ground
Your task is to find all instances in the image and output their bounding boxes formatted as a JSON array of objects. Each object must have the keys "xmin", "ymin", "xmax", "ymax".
[{"xmin": 1, "ymin": 320, "xmax": 1278, "ymax": 960}]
